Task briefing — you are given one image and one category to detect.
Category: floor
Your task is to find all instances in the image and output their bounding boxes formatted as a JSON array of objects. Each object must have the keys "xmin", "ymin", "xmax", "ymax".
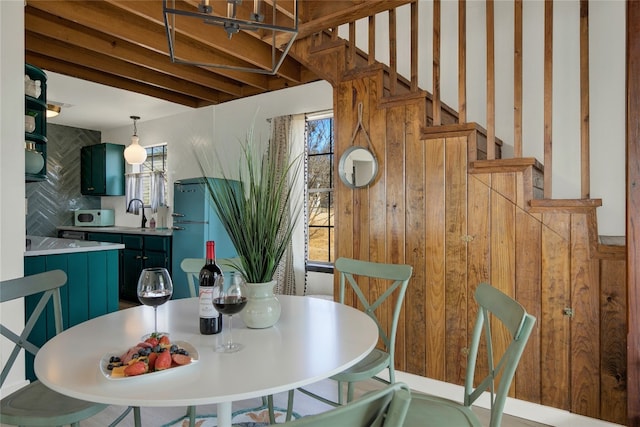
[{"xmin": 70, "ymin": 378, "xmax": 549, "ymax": 427}]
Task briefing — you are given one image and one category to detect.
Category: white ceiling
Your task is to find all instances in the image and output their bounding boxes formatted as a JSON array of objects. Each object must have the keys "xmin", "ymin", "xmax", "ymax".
[{"xmin": 45, "ymin": 71, "xmax": 194, "ymax": 132}]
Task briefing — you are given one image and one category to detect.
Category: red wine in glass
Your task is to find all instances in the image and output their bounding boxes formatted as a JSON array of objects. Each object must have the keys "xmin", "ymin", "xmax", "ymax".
[
  {"xmin": 137, "ymin": 267, "xmax": 173, "ymax": 335},
  {"xmin": 214, "ymin": 273, "xmax": 246, "ymax": 353},
  {"xmin": 139, "ymin": 290, "xmax": 172, "ymax": 307},
  {"xmin": 212, "ymin": 296, "xmax": 247, "ymax": 315}
]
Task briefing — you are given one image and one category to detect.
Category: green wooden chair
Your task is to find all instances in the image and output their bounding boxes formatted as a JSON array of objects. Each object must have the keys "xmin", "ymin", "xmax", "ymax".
[
  {"xmin": 180, "ymin": 257, "xmax": 239, "ymax": 298},
  {"xmin": 282, "ymin": 382, "xmax": 412, "ymax": 426},
  {"xmin": 295, "ymin": 257, "xmax": 413, "ymax": 409},
  {"xmin": 0, "ymin": 270, "xmax": 108, "ymax": 426},
  {"xmin": 403, "ymin": 282, "xmax": 537, "ymax": 427}
]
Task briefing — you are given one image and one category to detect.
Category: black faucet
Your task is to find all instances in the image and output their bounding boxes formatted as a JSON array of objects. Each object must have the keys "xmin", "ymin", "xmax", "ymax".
[{"xmin": 127, "ymin": 198, "xmax": 147, "ymax": 228}]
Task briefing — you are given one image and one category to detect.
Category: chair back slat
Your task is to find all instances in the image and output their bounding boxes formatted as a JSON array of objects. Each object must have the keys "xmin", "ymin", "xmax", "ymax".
[
  {"xmin": 0, "ymin": 270, "xmax": 66, "ymax": 303},
  {"xmin": 283, "ymin": 382, "xmax": 411, "ymax": 426},
  {"xmin": 0, "ymin": 270, "xmax": 67, "ymax": 388},
  {"xmin": 180, "ymin": 257, "xmax": 240, "ymax": 298},
  {"xmin": 335, "ymin": 257, "xmax": 412, "ymax": 364},
  {"xmin": 463, "ymin": 283, "xmax": 537, "ymax": 427}
]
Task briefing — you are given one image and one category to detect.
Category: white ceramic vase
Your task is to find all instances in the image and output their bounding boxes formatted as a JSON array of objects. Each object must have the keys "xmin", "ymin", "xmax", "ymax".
[{"xmin": 240, "ymin": 280, "xmax": 281, "ymax": 329}]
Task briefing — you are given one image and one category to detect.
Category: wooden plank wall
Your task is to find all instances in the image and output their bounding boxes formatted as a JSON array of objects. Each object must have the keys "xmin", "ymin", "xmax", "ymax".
[
  {"xmin": 333, "ymin": 69, "xmax": 627, "ymax": 423},
  {"xmin": 298, "ymin": 2, "xmax": 629, "ymax": 422},
  {"xmin": 627, "ymin": 1, "xmax": 640, "ymax": 425},
  {"xmin": 600, "ymin": 256, "xmax": 627, "ymax": 422}
]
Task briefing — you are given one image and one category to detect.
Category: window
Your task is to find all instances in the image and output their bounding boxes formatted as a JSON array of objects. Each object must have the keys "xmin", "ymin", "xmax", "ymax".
[
  {"xmin": 140, "ymin": 144, "xmax": 167, "ymax": 206},
  {"xmin": 305, "ymin": 113, "xmax": 334, "ymax": 269}
]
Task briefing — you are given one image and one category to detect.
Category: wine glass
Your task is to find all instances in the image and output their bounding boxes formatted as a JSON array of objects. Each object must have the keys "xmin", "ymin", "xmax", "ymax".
[
  {"xmin": 213, "ymin": 272, "xmax": 247, "ymax": 353},
  {"xmin": 137, "ymin": 267, "xmax": 173, "ymax": 336}
]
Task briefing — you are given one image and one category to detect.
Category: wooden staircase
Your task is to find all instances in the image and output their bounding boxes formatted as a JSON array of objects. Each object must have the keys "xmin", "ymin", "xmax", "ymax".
[{"xmin": 290, "ymin": 19, "xmax": 627, "ymax": 425}]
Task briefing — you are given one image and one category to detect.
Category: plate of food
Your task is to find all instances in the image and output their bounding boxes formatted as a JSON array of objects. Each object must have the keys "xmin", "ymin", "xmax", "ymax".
[{"xmin": 100, "ymin": 333, "xmax": 198, "ymax": 380}]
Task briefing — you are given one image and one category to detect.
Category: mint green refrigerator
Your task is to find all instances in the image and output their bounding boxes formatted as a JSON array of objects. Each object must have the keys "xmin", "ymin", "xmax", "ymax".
[{"xmin": 171, "ymin": 177, "xmax": 238, "ymax": 299}]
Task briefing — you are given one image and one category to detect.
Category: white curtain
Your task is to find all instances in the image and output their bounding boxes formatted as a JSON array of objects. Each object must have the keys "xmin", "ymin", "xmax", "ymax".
[
  {"xmin": 149, "ymin": 171, "xmax": 166, "ymax": 213},
  {"xmin": 125, "ymin": 172, "xmax": 166, "ymax": 213},
  {"xmin": 270, "ymin": 115, "xmax": 297, "ymax": 296},
  {"xmin": 125, "ymin": 173, "xmax": 143, "ymax": 213}
]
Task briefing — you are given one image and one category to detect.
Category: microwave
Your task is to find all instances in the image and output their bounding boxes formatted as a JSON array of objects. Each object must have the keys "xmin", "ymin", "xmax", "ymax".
[{"xmin": 74, "ymin": 209, "xmax": 115, "ymax": 227}]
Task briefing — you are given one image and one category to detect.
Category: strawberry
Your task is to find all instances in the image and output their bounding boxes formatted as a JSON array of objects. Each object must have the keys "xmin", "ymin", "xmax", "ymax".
[
  {"xmin": 172, "ymin": 354, "xmax": 191, "ymax": 366},
  {"xmin": 148, "ymin": 352, "xmax": 158, "ymax": 370},
  {"xmin": 144, "ymin": 337, "xmax": 159, "ymax": 347},
  {"xmin": 124, "ymin": 361, "xmax": 147, "ymax": 376},
  {"xmin": 155, "ymin": 350, "xmax": 171, "ymax": 370},
  {"xmin": 159, "ymin": 335, "xmax": 171, "ymax": 346}
]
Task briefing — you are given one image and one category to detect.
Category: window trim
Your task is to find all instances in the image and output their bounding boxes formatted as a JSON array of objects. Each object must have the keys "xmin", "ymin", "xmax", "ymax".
[{"xmin": 305, "ymin": 112, "xmax": 335, "ymax": 268}]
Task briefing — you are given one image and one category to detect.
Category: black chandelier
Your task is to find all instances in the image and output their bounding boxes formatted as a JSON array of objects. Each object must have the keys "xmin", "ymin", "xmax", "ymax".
[{"xmin": 162, "ymin": 0, "xmax": 298, "ymax": 75}]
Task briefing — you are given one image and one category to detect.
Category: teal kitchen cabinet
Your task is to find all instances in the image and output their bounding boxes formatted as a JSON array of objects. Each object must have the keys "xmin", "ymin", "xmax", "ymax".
[
  {"xmin": 87, "ymin": 232, "xmax": 122, "ymax": 244},
  {"xmin": 80, "ymin": 143, "xmax": 125, "ymax": 196},
  {"xmin": 121, "ymin": 234, "xmax": 172, "ymax": 302},
  {"xmin": 84, "ymin": 231, "xmax": 172, "ymax": 302},
  {"xmin": 23, "ymin": 249, "xmax": 119, "ymax": 381},
  {"xmin": 88, "ymin": 232, "xmax": 124, "ymax": 299}
]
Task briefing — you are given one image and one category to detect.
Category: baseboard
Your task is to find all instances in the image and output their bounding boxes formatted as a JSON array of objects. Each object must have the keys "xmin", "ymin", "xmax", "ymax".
[{"xmin": 394, "ymin": 371, "xmax": 624, "ymax": 427}]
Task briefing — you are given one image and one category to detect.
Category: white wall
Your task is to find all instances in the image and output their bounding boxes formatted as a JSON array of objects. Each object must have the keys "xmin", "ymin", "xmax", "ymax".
[
  {"xmin": 341, "ymin": 0, "xmax": 626, "ymax": 236},
  {"xmin": 101, "ymin": 80, "xmax": 332, "ymax": 222},
  {"xmin": 0, "ymin": 0, "xmax": 28, "ymax": 394},
  {"xmin": 101, "ymin": 81, "xmax": 334, "ymax": 295}
]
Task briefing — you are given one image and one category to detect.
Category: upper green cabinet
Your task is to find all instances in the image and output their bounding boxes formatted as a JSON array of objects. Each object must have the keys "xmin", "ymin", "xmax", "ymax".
[{"xmin": 81, "ymin": 143, "xmax": 125, "ymax": 196}]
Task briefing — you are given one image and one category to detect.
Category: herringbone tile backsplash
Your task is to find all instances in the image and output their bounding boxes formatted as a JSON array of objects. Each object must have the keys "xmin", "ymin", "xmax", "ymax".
[{"xmin": 26, "ymin": 124, "xmax": 101, "ymax": 237}]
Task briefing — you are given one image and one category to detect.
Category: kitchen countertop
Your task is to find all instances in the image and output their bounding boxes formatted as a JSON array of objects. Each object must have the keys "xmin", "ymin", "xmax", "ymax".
[
  {"xmin": 25, "ymin": 235, "xmax": 125, "ymax": 257},
  {"xmin": 57, "ymin": 226, "xmax": 172, "ymax": 237}
]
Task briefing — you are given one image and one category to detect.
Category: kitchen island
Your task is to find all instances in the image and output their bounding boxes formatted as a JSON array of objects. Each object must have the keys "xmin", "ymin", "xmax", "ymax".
[
  {"xmin": 25, "ymin": 234, "xmax": 125, "ymax": 255},
  {"xmin": 57, "ymin": 226, "xmax": 172, "ymax": 302},
  {"xmin": 24, "ymin": 235, "xmax": 124, "ymax": 381}
]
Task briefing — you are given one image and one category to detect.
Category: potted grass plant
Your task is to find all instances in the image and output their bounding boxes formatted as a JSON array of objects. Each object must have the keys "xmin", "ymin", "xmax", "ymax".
[{"xmin": 198, "ymin": 128, "xmax": 301, "ymax": 328}]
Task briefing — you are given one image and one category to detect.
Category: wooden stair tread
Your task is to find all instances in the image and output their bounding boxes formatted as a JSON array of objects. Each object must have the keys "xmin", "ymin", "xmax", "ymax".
[
  {"xmin": 599, "ymin": 235, "xmax": 625, "ymax": 246},
  {"xmin": 470, "ymin": 157, "xmax": 543, "ymax": 172}
]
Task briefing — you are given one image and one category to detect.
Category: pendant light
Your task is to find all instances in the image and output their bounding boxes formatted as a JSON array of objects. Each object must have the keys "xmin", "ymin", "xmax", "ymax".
[
  {"xmin": 163, "ymin": 0, "xmax": 298, "ymax": 75},
  {"xmin": 124, "ymin": 115, "xmax": 147, "ymax": 165}
]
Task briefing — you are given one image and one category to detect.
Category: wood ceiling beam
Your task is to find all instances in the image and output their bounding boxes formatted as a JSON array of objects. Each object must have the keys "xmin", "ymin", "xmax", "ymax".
[
  {"xmin": 297, "ymin": 0, "xmax": 414, "ymax": 39},
  {"xmin": 25, "ymin": 8, "xmax": 245, "ymax": 98},
  {"xmin": 108, "ymin": 0, "xmax": 303, "ymax": 82},
  {"xmin": 27, "ymin": 0, "xmax": 271, "ymax": 90},
  {"xmin": 26, "ymin": 53, "xmax": 208, "ymax": 108},
  {"xmin": 26, "ymin": 32, "xmax": 229, "ymax": 105}
]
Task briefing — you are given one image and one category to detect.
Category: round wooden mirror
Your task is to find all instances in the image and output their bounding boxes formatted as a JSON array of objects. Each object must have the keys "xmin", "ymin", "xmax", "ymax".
[{"xmin": 338, "ymin": 146, "xmax": 378, "ymax": 188}]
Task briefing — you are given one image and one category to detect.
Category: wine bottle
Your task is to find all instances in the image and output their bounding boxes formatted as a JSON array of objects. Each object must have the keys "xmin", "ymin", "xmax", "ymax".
[{"xmin": 199, "ymin": 240, "xmax": 223, "ymax": 334}]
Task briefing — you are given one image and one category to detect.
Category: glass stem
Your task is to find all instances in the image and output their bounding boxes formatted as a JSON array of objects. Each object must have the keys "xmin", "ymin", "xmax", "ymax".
[
  {"xmin": 226, "ymin": 315, "xmax": 233, "ymax": 348},
  {"xmin": 154, "ymin": 306, "xmax": 158, "ymax": 334}
]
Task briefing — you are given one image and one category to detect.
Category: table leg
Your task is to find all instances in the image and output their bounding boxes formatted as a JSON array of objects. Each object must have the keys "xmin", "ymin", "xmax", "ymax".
[{"xmin": 217, "ymin": 401, "xmax": 232, "ymax": 427}]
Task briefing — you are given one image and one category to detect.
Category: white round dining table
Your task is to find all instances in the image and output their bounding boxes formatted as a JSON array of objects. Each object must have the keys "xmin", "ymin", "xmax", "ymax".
[{"xmin": 35, "ymin": 295, "xmax": 378, "ymax": 427}]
